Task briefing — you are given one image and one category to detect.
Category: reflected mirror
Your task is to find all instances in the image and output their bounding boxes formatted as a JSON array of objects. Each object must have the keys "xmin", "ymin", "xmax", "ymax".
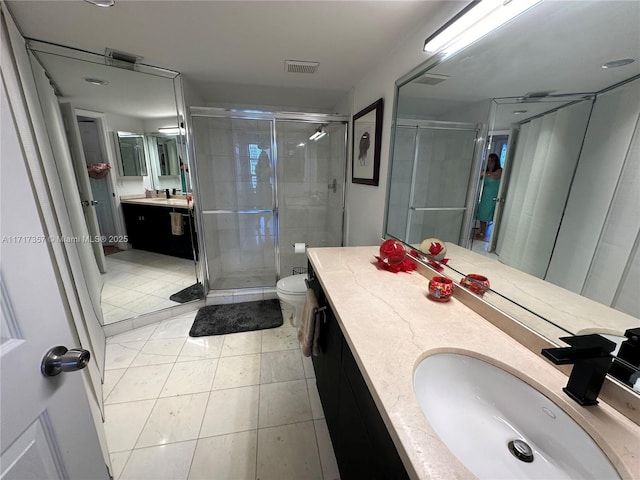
[
  {"xmin": 386, "ymin": 0, "xmax": 639, "ymax": 391},
  {"xmin": 27, "ymin": 39, "xmax": 201, "ymax": 326},
  {"xmin": 115, "ymin": 131, "xmax": 147, "ymax": 176}
]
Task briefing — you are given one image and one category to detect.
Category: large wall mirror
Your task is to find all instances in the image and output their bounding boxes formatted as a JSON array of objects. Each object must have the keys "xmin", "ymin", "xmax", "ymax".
[
  {"xmin": 386, "ymin": 1, "xmax": 639, "ymax": 392},
  {"xmin": 27, "ymin": 39, "xmax": 200, "ymax": 326}
]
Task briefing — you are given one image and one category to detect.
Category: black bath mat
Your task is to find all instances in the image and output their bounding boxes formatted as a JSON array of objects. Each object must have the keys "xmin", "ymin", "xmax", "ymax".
[
  {"xmin": 189, "ymin": 299, "xmax": 283, "ymax": 337},
  {"xmin": 170, "ymin": 283, "xmax": 204, "ymax": 303}
]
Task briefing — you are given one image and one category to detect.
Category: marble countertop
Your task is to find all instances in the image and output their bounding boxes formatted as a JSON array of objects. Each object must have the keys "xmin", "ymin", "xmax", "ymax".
[
  {"xmin": 307, "ymin": 246, "xmax": 639, "ymax": 480},
  {"xmin": 120, "ymin": 195, "xmax": 191, "ymax": 208}
]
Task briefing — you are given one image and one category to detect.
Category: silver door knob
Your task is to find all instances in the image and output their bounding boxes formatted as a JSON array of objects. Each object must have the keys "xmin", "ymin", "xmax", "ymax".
[{"xmin": 41, "ymin": 346, "xmax": 90, "ymax": 377}]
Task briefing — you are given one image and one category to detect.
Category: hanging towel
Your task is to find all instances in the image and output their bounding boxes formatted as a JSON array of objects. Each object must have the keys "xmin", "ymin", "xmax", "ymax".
[
  {"xmin": 170, "ymin": 212, "xmax": 184, "ymax": 235},
  {"xmin": 298, "ymin": 288, "xmax": 323, "ymax": 357}
]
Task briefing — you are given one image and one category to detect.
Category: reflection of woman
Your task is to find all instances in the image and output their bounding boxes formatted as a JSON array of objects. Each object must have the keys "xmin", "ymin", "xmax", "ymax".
[{"xmin": 475, "ymin": 153, "xmax": 502, "ymax": 239}]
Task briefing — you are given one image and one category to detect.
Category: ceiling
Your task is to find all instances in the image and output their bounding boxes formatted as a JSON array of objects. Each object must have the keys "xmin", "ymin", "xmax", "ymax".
[
  {"xmin": 7, "ymin": 0, "xmax": 449, "ymax": 113},
  {"xmin": 397, "ymin": 0, "xmax": 640, "ymax": 127}
]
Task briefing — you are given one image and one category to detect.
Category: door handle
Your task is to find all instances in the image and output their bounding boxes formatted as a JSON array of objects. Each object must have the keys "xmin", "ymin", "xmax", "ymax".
[
  {"xmin": 80, "ymin": 200, "xmax": 99, "ymax": 207},
  {"xmin": 41, "ymin": 346, "xmax": 90, "ymax": 377}
]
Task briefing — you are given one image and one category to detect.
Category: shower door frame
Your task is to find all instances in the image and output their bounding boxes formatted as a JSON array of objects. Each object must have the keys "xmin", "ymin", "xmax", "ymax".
[
  {"xmin": 395, "ymin": 119, "xmax": 484, "ymax": 247},
  {"xmin": 188, "ymin": 107, "xmax": 348, "ymax": 293}
]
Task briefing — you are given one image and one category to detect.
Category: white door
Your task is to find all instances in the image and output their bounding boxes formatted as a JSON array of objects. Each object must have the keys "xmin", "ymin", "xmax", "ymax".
[
  {"xmin": 60, "ymin": 102, "xmax": 108, "ymax": 273},
  {"xmin": 1, "ymin": 74, "xmax": 108, "ymax": 480}
]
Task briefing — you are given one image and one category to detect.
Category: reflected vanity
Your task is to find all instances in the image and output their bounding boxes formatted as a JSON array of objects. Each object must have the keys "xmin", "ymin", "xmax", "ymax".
[
  {"xmin": 27, "ymin": 40, "xmax": 201, "ymax": 326},
  {"xmin": 384, "ymin": 0, "xmax": 640, "ymax": 395}
]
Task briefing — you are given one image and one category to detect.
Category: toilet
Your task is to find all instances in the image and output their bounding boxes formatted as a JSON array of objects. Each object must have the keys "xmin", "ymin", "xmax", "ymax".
[{"xmin": 276, "ymin": 274, "xmax": 308, "ymax": 326}]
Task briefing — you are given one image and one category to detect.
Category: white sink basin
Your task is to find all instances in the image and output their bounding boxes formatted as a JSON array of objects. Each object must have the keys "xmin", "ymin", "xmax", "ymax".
[{"xmin": 414, "ymin": 353, "xmax": 620, "ymax": 479}]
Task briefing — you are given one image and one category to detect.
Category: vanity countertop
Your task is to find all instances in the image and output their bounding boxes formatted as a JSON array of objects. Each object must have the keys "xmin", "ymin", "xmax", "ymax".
[
  {"xmin": 120, "ymin": 195, "xmax": 191, "ymax": 208},
  {"xmin": 307, "ymin": 246, "xmax": 639, "ymax": 480}
]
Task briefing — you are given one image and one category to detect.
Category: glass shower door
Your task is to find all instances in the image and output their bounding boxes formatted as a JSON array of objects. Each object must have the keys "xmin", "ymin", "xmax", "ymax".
[
  {"xmin": 406, "ymin": 121, "xmax": 480, "ymax": 244},
  {"xmin": 192, "ymin": 116, "xmax": 277, "ymax": 289},
  {"xmin": 276, "ymin": 120, "xmax": 346, "ymax": 276}
]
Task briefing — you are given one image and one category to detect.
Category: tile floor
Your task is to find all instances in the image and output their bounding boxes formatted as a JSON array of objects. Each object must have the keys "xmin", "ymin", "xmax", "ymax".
[
  {"xmin": 101, "ymin": 250, "xmax": 198, "ymax": 324},
  {"xmin": 103, "ymin": 303, "xmax": 340, "ymax": 480}
]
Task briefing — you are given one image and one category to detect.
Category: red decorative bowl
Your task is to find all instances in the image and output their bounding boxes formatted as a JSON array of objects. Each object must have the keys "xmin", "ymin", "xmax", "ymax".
[
  {"xmin": 459, "ymin": 274, "xmax": 490, "ymax": 296},
  {"xmin": 428, "ymin": 276, "xmax": 454, "ymax": 302},
  {"xmin": 379, "ymin": 239, "xmax": 407, "ymax": 266}
]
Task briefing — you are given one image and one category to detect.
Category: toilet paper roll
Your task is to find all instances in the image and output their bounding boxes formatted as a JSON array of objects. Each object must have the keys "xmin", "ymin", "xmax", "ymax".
[{"xmin": 294, "ymin": 243, "xmax": 306, "ymax": 254}]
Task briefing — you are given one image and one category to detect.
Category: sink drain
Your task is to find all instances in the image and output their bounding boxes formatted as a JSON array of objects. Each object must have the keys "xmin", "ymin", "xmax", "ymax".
[{"xmin": 508, "ymin": 439, "xmax": 534, "ymax": 463}]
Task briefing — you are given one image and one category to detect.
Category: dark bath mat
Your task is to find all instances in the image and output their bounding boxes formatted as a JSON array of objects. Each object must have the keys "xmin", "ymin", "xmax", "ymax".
[
  {"xmin": 170, "ymin": 282, "xmax": 204, "ymax": 303},
  {"xmin": 189, "ymin": 299, "xmax": 283, "ymax": 337}
]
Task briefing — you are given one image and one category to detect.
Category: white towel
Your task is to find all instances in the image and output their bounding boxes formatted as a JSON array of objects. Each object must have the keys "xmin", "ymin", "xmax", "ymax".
[
  {"xmin": 170, "ymin": 212, "xmax": 184, "ymax": 235},
  {"xmin": 298, "ymin": 288, "xmax": 323, "ymax": 357}
]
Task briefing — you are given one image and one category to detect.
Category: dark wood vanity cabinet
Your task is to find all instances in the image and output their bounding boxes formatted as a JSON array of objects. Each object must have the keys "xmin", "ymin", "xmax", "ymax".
[
  {"xmin": 121, "ymin": 203, "xmax": 197, "ymax": 260},
  {"xmin": 308, "ymin": 263, "xmax": 409, "ymax": 480}
]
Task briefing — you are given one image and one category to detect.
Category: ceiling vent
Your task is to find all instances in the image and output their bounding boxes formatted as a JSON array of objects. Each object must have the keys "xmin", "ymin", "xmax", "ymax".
[
  {"xmin": 105, "ymin": 48, "xmax": 143, "ymax": 71},
  {"xmin": 285, "ymin": 60, "xmax": 319, "ymax": 74},
  {"xmin": 414, "ymin": 73, "xmax": 449, "ymax": 86}
]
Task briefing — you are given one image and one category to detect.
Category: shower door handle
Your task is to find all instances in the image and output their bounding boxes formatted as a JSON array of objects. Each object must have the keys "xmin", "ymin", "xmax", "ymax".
[{"xmin": 328, "ymin": 179, "xmax": 337, "ymax": 193}]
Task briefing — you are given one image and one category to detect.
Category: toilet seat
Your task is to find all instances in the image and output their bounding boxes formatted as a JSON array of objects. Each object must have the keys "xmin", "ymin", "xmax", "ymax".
[{"xmin": 276, "ymin": 274, "xmax": 307, "ymax": 296}]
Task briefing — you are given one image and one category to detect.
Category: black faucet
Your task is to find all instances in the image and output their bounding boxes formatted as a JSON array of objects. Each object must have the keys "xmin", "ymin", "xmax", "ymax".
[
  {"xmin": 541, "ymin": 334, "xmax": 615, "ymax": 406},
  {"xmin": 608, "ymin": 328, "xmax": 640, "ymax": 388}
]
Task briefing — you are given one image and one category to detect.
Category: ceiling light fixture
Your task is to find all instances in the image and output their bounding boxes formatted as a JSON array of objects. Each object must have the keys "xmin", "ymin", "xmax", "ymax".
[
  {"xmin": 84, "ymin": 77, "xmax": 109, "ymax": 86},
  {"xmin": 84, "ymin": 0, "xmax": 115, "ymax": 7},
  {"xmin": 424, "ymin": 0, "xmax": 541, "ymax": 58},
  {"xmin": 309, "ymin": 125, "xmax": 327, "ymax": 141},
  {"xmin": 513, "ymin": 110, "xmax": 528, "ymax": 115},
  {"xmin": 601, "ymin": 58, "xmax": 635, "ymax": 69}
]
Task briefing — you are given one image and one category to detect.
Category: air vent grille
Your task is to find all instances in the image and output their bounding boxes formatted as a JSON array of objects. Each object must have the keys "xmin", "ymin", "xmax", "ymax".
[
  {"xmin": 414, "ymin": 73, "xmax": 449, "ymax": 86},
  {"xmin": 285, "ymin": 60, "xmax": 319, "ymax": 74}
]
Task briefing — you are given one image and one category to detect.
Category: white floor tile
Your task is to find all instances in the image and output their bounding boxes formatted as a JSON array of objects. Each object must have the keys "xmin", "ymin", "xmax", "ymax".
[
  {"xmin": 105, "ymin": 341, "xmax": 145, "ymax": 370},
  {"xmin": 103, "ymin": 368, "xmax": 127, "ymax": 400},
  {"xmin": 314, "ymin": 419, "xmax": 340, "ymax": 480},
  {"xmin": 262, "ymin": 326, "xmax": 299, "ymax": 352},
  {"xmin": 150, "ymin": 316, "xmax": 195, "ymax": 340},
  {"xmin": 307, "ymin": 378, "xmax": 324, "ymax": 420},
  {"xmin": 106, "ymin": 364, "xmax": 173, "ymax": 404},
  {"xmin": 302, "ymin": 353, "xmax": 316, "ymax": 378},
  {"xmin": 256, "ymin": 422, "xmax": 322, "ymax": 480},
  {"xmin": 200, "ymin": 386, "xmax": 259, "ymax": 438},
  {"xmin": 107, "ymin": 323, "xmax": 158, "ymax": 344},
  {"xmin": 212, "ymin": 354, "xmax": 261, "ymax": 390},
  {"xmin": 160, "ymin": 359, "xmax": 218, "ymax": 397},
  {"xmin": 104, "ymin": 400, "xmax": 155, "ymax": 452},
  {"xmin": 258, "ymin": 379, "xmax": 312, "ymax": 428},
  {"xmin": 260, "ymin": 349, "xmax": 305, "ymax": 384},
  {"xmin": 119, "ymin": 440, "xmax": 197, "ymax": 480},
  {"xmin": 130, "ymin": 338, "xmax": 186, "ymax": 367},
  {"xmin": 104, "ymin": 307, "xmax": 135, "ymax": 324},
  {"xmin": 220, "ymin": 330, "xmax": 262, "ymax": 356},
  {"xmin": 136, "ymin": 393, "xmax": 209, "ymax": 448},
  {"xmin": 188, "ymin": 431, "xmax": 257, "ymax": 480},
  {"xmin": 109, "ymin": 451, "xmax": 131, "ymax": 480},
  {"xmin": 178, "ymin": 336, "xmax": 224, "ymax": 362}
]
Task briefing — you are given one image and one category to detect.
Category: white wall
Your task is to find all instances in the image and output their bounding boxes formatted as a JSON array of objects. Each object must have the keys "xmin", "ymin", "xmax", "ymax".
[{"xmin": 339, "ymin": 2, "xmax": 465, "ymax": 246}]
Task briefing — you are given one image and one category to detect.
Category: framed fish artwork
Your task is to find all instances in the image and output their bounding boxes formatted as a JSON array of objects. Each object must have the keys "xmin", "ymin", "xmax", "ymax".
[{"xmin": 352, "ymin": 98, "xmax": 383, "ymax": 186}]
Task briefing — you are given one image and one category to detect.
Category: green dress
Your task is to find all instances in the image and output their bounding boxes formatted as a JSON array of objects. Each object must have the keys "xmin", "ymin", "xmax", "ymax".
[{"xmin": 476, "ymin": 176, "xmax": 500, "ymax": 222}]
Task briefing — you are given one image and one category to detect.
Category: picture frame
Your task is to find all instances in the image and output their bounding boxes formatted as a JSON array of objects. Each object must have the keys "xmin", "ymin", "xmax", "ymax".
[{"xmin": 352, "ymin": 98, "xmax": 383, "ymax": 186}]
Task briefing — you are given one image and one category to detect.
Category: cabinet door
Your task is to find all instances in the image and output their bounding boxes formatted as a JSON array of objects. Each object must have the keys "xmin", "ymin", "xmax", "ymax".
[
  {"xmin": 310, "ymin": 279, "xmax": 342, "ymax": 434},
  {"xmin": 334, "ymin": 370, "xmax": 378, "ymax": 480},
  {"xmin": 341, "ymin": 339, "xmax": 409, "ymax": 480}
]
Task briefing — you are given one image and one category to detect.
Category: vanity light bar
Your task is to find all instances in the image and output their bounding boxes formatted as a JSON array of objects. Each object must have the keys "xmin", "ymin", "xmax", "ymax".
[
  {"xmin": 158, "ymin": 127, "xmax": 184, "ymax": 134},
  {"xmin": 424, "ymin": 0, "xmax": 541, "ymax": 58}
]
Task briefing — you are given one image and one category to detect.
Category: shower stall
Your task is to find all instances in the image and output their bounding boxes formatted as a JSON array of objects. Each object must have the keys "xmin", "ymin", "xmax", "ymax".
[{"xmin": 190, "ymin": 109, "xmax": 347, "ymax": 291}]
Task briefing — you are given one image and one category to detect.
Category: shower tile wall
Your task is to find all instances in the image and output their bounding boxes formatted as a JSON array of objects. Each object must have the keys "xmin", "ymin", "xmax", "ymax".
[{"xmin": 276, "ymin": 122, "xmax": 345, "ymax": 277}]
